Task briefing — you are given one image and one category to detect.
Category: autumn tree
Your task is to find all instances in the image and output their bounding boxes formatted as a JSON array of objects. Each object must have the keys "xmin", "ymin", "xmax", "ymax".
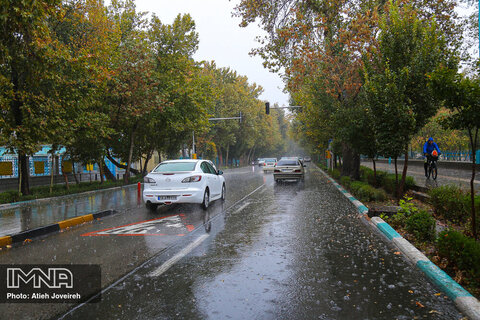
[
  {"xmin": 430, "ymin": 68, "xmax": 480, "ymax": 239},
  {"xmin": 0, "ymin": 0, "xmax": 80, "ymax": 194},
  {"xmin": 364, "ymin": 1, "xmax": 452, "ymax": 197},
  {"xmin": 234, "ymin": 0, "xmax": 461, "ymax": 180}
]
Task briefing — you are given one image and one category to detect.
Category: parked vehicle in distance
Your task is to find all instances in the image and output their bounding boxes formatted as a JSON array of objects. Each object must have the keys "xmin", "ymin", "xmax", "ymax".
[
  {"xmin": 257, "ymin": 158, "xmax": 266, "ymax": 167},
  {"xmin": 262, "ymin": 158, "xmax": 277, "ymax": 172},
  {"xmin": 274, "ymin": 158, "xmax": 305, "ymax": 182},
  {"xmin": 143, "ymin": 159, "xmax": 225, "ymax": 211},
  {"xmin": 304, "ymin": 156, "xmax": 311, "ymax": 162}
]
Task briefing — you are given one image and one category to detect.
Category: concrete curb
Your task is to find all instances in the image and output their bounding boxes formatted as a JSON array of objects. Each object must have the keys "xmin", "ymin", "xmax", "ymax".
[
  {"xmin": 0, "ymin": 183, "xmax": 138, "ymax": 212},
  {"xmin": 0, "ymin": 209, "xmax": 116, "ymax": 248},
  {"xmin": 318, "ymin": 167, "xmax": 480, "ymax": 320}
]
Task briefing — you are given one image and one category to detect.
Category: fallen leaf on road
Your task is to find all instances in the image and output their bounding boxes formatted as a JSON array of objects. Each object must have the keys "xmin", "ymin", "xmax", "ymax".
[
  {"xmin": 408, "ymin": 290, "xmax": 414, "ymax": 294},
  {"xmin": 415, "ymin": 301, "xmax": 425, "ymax": 308},
  {"xmin": 434, "ymin": 293, "xmax": 441, "ymax": 296},
  {"xmin": 394, "ymin": 251, "xmax": 401, "ymax": 255}
]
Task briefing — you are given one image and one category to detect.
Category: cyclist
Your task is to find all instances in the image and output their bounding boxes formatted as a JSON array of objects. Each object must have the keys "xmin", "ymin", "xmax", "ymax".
[{"xmin": 423, "ymin": 137, "xmax": 441, "ymax": 177}]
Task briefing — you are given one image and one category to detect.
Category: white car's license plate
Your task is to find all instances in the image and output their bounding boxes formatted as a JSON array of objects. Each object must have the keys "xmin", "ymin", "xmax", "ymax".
[
  {"xmin": 158, "ymin": 196, "xmax": 177, "ymax": 200},
  {"xmin": 282, "ymin": 169, "xmax": 292, "ymax": 172}
]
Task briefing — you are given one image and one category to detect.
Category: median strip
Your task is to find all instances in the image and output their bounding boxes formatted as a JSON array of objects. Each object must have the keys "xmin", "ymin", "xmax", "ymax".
[
  {"xmin": 318, "ymin": 166, "xmax": 480, "ymax": 320},
  {"xmin": 0, "ymin": 209, "xmax": 116, "ymax": 249}
]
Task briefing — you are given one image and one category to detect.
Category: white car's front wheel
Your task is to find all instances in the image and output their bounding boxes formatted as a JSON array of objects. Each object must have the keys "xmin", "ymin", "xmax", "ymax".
[{"xmin": 201, "ymin": 189, "xmax": 210, "ymax": 210}]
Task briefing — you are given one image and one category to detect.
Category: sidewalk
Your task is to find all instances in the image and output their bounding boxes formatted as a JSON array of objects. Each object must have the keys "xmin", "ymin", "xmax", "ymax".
[
  {"xmin": 0, "ymin": 184, "xmax": 139, "ymax": 237},
  {"xmin": 361, "ymin": 160, "xmax": 480, "ymax": 192}
]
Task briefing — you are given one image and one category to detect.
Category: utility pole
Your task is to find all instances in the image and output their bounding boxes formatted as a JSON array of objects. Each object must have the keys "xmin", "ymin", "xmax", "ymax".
[
  {"xmin": 191, "ymin": 113, "xmax": 243, "ymax": 159},
  {"xmin": 264, "ymin": 102, "xmax": 303, "ymax": 114}
]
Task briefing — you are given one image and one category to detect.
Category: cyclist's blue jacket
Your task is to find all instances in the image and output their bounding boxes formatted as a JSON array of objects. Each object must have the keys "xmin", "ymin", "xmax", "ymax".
[{"xmin": 423, "ymin": 137, "xmax": 441, "ymax": 155}]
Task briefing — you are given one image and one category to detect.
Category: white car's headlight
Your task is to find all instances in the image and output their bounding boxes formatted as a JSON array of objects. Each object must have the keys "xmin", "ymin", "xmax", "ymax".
[
  {"xmin": 182, "ymin": 175, "xmax": 202, "ymax": 183},
  {"xmin": 144, "ymin": 177, "xmax": 156, "ymax": 183}
]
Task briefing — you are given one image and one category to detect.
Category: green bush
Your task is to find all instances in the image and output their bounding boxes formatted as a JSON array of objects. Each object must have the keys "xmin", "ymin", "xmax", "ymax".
[
  {"xmin": 328, "ymin": 168, "xmax": 341, "ymax": 179},
  {"xmin": 340, "ymin": 176, "xmax": 352, "ymax": 188},
  {"xmin": 405, "ymin": 210, "xmax": 436, "ymax": 242},
  {"xmin": 437, "ymin": 230, "xmax": 480, "ymax": 279},
  {"xmin": 0, "ymin": 175, "xmax": 143, "ymax": 205},
  {"xmin": 428, "ymin": 185, "xmax": 469, "ymax": 223},
  {"xmin": 349, "ymin": 180, "xmax": 387, "ymax": 202},
  {"xmin": 373, "ymin": 189, "xmax": 387, "ymax": 202},
  {"xmin": 383, "ymin": 196, "xmax": 418, "ymax": 229},
  {"xmin": 0, "ymin": 190, "xmax": 20, "ymax": 204},
  {"xmin": 383, "ymin": 212, "xmax": 406, "ymax": 229}
]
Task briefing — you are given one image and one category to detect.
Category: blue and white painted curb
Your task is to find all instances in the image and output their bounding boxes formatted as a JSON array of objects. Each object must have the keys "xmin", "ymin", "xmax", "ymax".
[{"xmin": 318, "ymin": 167, "xmax": 480, "ymax": 320}]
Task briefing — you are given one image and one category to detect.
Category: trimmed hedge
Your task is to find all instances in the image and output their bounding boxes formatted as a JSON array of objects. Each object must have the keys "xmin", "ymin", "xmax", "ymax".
[
  {"xmin": 359, "ymin": 166, "xmax": 415, "ymax": 195},
  {"xmin": 405, "ymin": 210, "xmax": 436, "ymax": 242},
  {"xmin": 428, "ymin": 185, "xmax": 480, "ymax": 223},
  {"xmin": 340, "ymin": 176, "xmax": 352, "ymax": 188},
  {"xmin": 437, "ymin": 230, "xmax": 480, "ymax": 279},
  {"xmin": 0, "ymin": 176, "xmax": 143, "ymax": 205},
  {"xmin": 328, "ymin": 168, "xmax": 341, "ymax": 179},
  {"xmin": 349, "ymin": 181, "xmax": 387, "ymax": 202}
]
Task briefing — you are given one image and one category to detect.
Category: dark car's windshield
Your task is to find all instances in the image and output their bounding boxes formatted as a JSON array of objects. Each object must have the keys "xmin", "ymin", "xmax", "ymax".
[
  {"xmin": 153, "ymin": 162, "xmax": 196, "ymax": 172},
  {"xmin": 276, "ymin": 160, "xmax": 299, "ymax": 166}
]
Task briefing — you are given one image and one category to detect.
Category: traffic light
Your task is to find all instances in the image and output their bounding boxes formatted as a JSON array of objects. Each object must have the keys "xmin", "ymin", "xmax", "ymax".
[{"xmin": 265, "ymin": 102, "xmax": 270, "ymax": 115}]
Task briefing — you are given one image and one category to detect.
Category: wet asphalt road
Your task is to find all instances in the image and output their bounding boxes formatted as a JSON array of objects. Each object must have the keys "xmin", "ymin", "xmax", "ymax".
[{"xmin": 0, "ymin": 165, "xmax": 465, "ymax": 319}]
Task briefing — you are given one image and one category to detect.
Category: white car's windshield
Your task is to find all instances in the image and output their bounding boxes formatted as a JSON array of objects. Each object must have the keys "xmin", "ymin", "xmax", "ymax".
[{"xmin": 153, "ymin": 162, "xmax": 196, "ymax": 172}]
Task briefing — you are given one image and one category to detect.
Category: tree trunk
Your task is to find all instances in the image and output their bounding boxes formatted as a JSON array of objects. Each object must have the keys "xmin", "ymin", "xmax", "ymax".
[
  {"xmin": 399, "ymin": 149, "xmax": 409, "ymax": 199},
  {"xmin": 105, "ymin": 150, "xmax": 140, "ymax": 175},
  {"xmin": 61, "ymin": 162, "xmax": 69, "ymax": 190},
  {"xmin": 98, "ymin": 159, "xmax": 104, "ymax": 184},
  {"xmin": 468, "ymin": 129, "xmax": 478, "ymax": 240},
  {"xmin": 102, "ymin": 159, "xmax": 116, "ymax": 181},
  {"xmin": 225, "ymin": 145, "xmax": 230, "ymax": 167},
  {"xmin": 50, "ymin": 156, "xmax": 55, "ymax": 193},
  {"xmin": 394, "ymin": 157, "xmax": 399, "ymax": 200},
  {"xmin": 142, "ymin": 150, "xmax": 153, "ymax": 176},
  {"xmin": 217, "ymin": 146, "xmax": 223, "ymax": 167},
  {"xmin": 341, "ymin": 143, "xmax": 360, "ymax": 179},
  {"xmin": 125, "ymin": 128, "xmax": 136, "ymax": 183},
  {"xmin": 247, "ymin": 146, "xmax": 254, "ymax": 164},
  {"xmin": 72, "ymin": 161, "xmax": 79, "ymax": 185},
  {"xmin": 18, "ymin": 152, "xmax": 30, "ymax": 195},
  {"xmin": 372, "ymin": 158, "xmax": 377, "ymax": 186}
]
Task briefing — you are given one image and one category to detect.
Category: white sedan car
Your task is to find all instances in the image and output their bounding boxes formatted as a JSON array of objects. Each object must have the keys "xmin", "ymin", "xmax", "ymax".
[{"xmin": 143, "ymin": 159, "xmax": 225, "ymax": 211}]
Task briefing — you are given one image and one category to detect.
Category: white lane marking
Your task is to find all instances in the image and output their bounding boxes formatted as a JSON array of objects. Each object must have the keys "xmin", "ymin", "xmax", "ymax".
[
  {"xmin": 149, "ymin": 234, "xmax": 210, "ymax": 277},
  {"xmin": 233, "ymin": 202, "xmax": 250, "ymax": 214}
]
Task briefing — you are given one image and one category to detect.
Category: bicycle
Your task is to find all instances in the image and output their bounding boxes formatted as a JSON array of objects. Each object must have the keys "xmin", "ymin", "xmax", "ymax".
[{"xmin": 425, "ymin": 154, "xmax": 438, "ymax": 180}]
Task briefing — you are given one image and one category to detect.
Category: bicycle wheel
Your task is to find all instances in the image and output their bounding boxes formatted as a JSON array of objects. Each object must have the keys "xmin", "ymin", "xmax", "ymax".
[
  {"xmin": 432, "ymin": 163, "xmax": 437, "ymax": 180},
  {"xmin": 427, "ymin": 165, "xmax": 432, "ymax": 179}
]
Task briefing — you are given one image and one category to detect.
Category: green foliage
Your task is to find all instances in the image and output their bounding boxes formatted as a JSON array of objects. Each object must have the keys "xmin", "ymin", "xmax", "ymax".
[
  {"xmin": 328, "ymin": 168, "xmax": 341, "ymax": 179},
  {"xmin": 349, "ymin": 181, "xmax": 387, "ymax": 203},
  {"xmin": 383, "ymin": 196, "xmax": 420, "ymax": 229},
  {"xmin": 0, "ymin": 176, "xmax": 143, "ymax": 205},
  {"xmin": 383, "ymin": 210, "xmax": 407, "ymax": 229},
  {"xmin": 429, "ymin": 185, "xmax": 470, "ymax": 223},
  {"xmin": 398, "ymin": 196, "xmax": 419, "ymax": 216},
  {"xmin": 437, "ymin": 230, "xmax": 480, "ymax": 279},
  {"xmin": 340, "ymin": 176, "xmax": 352, "ymax": 188},
  {"xmin": 405, "ymin": 210, "xmax": 436, "ymax": 242}
]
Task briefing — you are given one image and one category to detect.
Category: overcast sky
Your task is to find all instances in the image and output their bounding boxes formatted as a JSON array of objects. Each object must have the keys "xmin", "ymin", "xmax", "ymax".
[{"xmin": 132, "ymin": 0, "xmax": 290, "ymax": 107}]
